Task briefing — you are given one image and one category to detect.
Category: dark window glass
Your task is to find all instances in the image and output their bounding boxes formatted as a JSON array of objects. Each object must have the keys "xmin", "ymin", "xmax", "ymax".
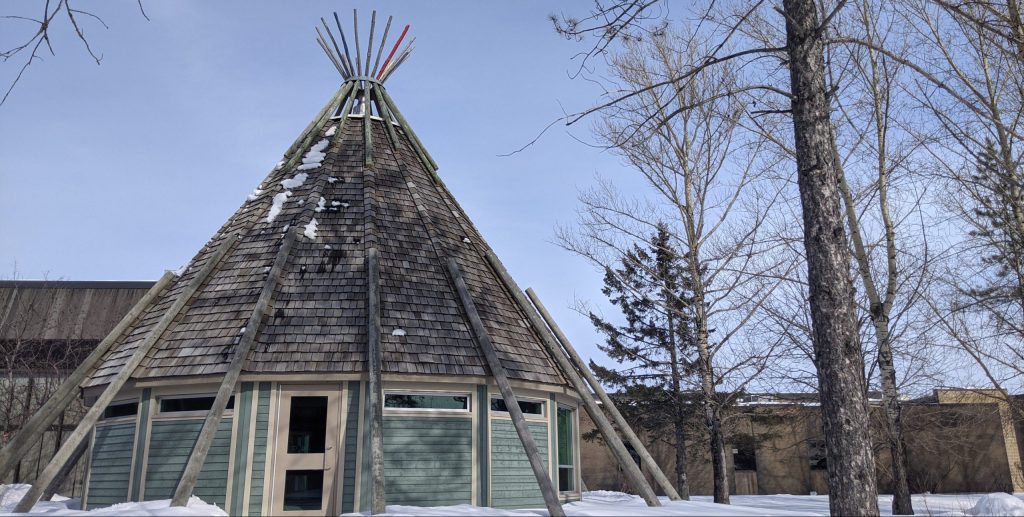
[
  {"xmin": 733, "ymin": 437, "xmax": 757, "ymax": 471},
  {"xmin": 557, "ymin": 407, "xmax": 575, "ymax": 491},
  {"xmin": 808, "ymin": 438, "xmax": 827, "ymax": 470},
  {"xmin": 490, "ymin": 398, "xmax": 544, "ymax": 415},
  {"xmin": 384, "ymin": 394, "xmax": 468, "ymax": 410},
  {"xmin": 102, "ymin": 401, "xmax": 138, "ymax": 420},
  {"xmin": 283, "ymin": 470, "xmax": 323, "ymax": 511},
  {"xmin": 159, "ymin": 396, "xmax": 234, "ymax": 413},
  {"xmin": 287, "ymin": 396, "xmax": 328, "ymax": 454}
]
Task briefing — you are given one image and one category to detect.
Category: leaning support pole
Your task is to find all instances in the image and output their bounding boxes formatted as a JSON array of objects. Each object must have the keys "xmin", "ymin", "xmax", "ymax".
[
  {"xmin": 0, "ymin": 271, "xmax": 175, "ymax": 480},
  {"xmin": 526, "ymin": 287, "xmax": 682, "ymax": 501},
  {"xmin": 366, "ymin": 247, "xmax": 386, "ymax": 514},
  {"xmin": 482, "ymin": 252, "xmax": 663, "ymax": 506},
  {"xmin": 171, "ymin": 229, "xmax": 297, "ymax": 507},
  {"xmin": 13, "ymin": 234, "xmax": 239, "ymax": 513},
  {"xmin": 444, "ymin": 257, "xmax": 564, "ymax": 517}
]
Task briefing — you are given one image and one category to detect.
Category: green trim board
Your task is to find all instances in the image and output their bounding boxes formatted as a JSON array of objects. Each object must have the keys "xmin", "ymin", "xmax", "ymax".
[
  {"xmin": 143, "ymin": 418, "xmax": 232, "ymax": 507},
  {"xmin": 549, "ymin": 394, "xmax": 558, "ymax": 484},
  {"xmin": 130, "ymin": 389, "xmax": 152, "ymax": 501},
  {"xmin": 383, "ymin": 416, "xmax": 473, "ymax": 506},
  {"xmin": 229, "ymin": 383, "xmax": 254, "ymax": 514},
  {"xmin": 86, "ymin": 422, "xmax": 136, "ymax": 509},
  {"xmin": 248, "ymin": 382, "xmax": 272, "ymax": 516},
  {"xmin": 342, "ymin": 381, "xmax": 361, "ymax": 514},
  {"xmin": 489, "ymin": 420, "xmax": 549, "ymax": 509},
  {"xmin": 476, "ymin": 384, "xmax": 489, "ymax": 506}
]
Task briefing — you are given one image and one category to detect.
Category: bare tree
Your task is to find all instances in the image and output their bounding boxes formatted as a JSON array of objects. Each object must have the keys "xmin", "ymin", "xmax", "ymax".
[
  {"xmin": 559, "ymin": 30, "xmax": 788, "ymax": 504},
  {"xmin": 1, "ymin": 0, "xmax": 149, "ymax": 107}
]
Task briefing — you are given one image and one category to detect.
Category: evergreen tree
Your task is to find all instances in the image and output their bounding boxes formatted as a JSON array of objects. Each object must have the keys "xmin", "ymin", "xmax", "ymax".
[{"xmin": 588, "ymin": 223, "xmax": 698, "ymax": 497}]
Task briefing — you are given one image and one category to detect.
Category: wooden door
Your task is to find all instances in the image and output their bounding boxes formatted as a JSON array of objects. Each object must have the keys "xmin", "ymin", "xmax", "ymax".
[{"xmin": 271, "ymin": 385, "xmax": 342, "ymax": 516}]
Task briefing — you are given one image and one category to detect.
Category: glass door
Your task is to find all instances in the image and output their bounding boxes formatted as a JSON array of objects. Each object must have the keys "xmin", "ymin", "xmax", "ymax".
[{"xmin": 272, "ymin": 386, "xmax": 341, "ymax": 516}]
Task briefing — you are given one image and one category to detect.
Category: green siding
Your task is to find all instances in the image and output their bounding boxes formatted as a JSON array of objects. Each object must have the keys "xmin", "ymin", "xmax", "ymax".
[
  {"xmin": 248, "ymin": 382, "xmax": 271, "ymax": 516},
  {"xmin": 86, "ymin": 422, "xmax": 136, "ymax": 509},
  {"xmin": 490, "ymin": 420, "xmax": 549, "ymax": 509},
  {"xmin": 476, "ymin": 385, "xmax": 489, "ymax": 506},
  {"xmin": 130, "ymin": 390, "xmax": 152, "ymax": 501},
  {"xmin": 342, "ymin": 381, "xmax": 360, "ymax": 514},
  {"xmin": 143, "ymin": 418, "xmax": 232, "ymax": 507},
  {"xmin": 230, "ymin": 383, "xmax": 254, "ymax": 514},
  {"xmin": 383, "ymin": 416, "xmax": 472, "ymax": 506}
]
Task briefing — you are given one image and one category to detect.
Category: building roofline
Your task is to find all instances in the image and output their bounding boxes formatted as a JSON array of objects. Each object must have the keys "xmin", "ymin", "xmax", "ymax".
[{"xmin": 0, "ymin": 280, "xmax": 157, "ymax": 289}]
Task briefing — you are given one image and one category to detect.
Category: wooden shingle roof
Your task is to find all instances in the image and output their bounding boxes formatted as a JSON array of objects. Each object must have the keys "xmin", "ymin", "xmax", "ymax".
[{"xmin": 84, "ymin": 91, "xmax": 567, "ymax": 388}]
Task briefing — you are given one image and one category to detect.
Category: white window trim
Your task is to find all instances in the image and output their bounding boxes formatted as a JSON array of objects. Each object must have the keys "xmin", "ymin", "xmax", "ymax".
[
  {"xmin": 383, "ymin": 390, "xmax": 472, "ymax": 413},
  {"xmin": 98, "ymin": 398, "xmax": 140, "ymax": 424},
  {"xmin": 489, "ymin": 396, "xmax": 547, "ymax": 419},
  {"xmin": 155, "ymin": 392, "xmax": 234, "ymax": 418}
]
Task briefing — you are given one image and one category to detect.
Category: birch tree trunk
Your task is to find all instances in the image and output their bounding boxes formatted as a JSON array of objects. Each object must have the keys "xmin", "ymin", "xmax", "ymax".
[{"xmin": 783, "ymin": 0, "xmax": 880, "ymax": 513}]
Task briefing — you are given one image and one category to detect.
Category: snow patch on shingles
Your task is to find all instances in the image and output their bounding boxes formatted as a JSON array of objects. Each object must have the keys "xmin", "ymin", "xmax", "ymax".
[
  {"xmin": 297, "ymin": 138, "xmax": 330, "ymax": 171},
  {"xmin": 247, "ymin": 186, "xmax": 264, "ymax": 201},
  {"xmin": 462, "ymin": 237, "xmax": 471, "ymax": 244},
  {"xmin": 281, "ymin": 172, "xmax": 308, "ymax": 189},
  {"xmin": 391, "ymin": 328, "xmax": 406, "ymax": 337},
  {"xmin": 325, "ymin": 125, "xmax": 337, "ymax": 137},
  {"xmin": 267, "ymin": 192, "xmax": 292, "ymax": 223},
  {"xmin": 315, "ymin": 197, "xmax": 326, "ymax": 213},
  {"xmin": 303, "ymin": 218, "xmax": 319, "ymax": 240},
  {"xmin": 327, "ymin": 176, "xmax": 339, "ymax": 184}
]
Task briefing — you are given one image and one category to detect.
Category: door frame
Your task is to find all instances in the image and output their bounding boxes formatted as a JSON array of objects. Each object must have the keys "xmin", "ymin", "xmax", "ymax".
[{"xmin": 268, "ymin": 383, "xmax": 345, "ymax": 516}]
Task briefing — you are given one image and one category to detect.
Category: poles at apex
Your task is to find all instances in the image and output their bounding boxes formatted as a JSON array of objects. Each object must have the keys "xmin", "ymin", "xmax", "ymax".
[{"xmin": 315, "ymin": 10, "xmax": 413, "ymax": 83}]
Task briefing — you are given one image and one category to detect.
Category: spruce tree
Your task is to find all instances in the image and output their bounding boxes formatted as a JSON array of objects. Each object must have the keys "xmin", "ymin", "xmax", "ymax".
[{"xmin": 588, "ymin": 223, "xmax": 698, "ymax": 497}]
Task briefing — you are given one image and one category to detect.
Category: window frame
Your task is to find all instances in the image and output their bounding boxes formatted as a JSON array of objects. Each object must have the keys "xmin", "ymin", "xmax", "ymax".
[
  {"xmin": 489, "ymin": 396, "xmax": 547, "ymax": 419},
  {"xmin": 556, "ymin": 405, "xmax": 577, "ymax": 493},
  {"xmin": 156, "ymin": 393, "xmax": 235, "ymax": 417},
  {"xmin": 382, "ymin": 391, "xmax": 472, "ymax": 413},
  {"xmin": 98, "ymin": 398, "xmax": 140, "ymax": 423}
]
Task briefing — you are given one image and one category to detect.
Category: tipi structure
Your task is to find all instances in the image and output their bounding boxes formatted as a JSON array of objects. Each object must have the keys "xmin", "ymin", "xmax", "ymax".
[{"xmin": 2, "ymin": 12, "xmax": 680, "ymax": 516}]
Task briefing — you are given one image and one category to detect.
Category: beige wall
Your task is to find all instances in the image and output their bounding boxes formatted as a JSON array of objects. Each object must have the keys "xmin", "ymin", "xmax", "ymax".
[{"xmin": 581, "ymin": 394, "xmax": 1024, "ymax": 496}]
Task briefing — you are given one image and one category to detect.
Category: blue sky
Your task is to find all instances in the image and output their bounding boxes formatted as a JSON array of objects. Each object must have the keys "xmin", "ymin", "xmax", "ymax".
[{"xmin": 0, "ymin": 1, "xmax": 629, "ymax": 364}]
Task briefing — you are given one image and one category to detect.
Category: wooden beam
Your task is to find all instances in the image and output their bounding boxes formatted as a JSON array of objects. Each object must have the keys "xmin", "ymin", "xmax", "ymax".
[
  {"xmin": 444, "ymin": 257, "xmax": 565, "ymax": 517},
  {"xmin": 0, "ymin": 272, "xmax": 175, "ymax": 480},
  {"xmin": 527, "ymin": 287, "xmax": 682, "ymax": 501},
  {"xmin": 13, "ymin": 234, "xmax": 240, "ymax": 513},
  {"xmin": 363, "ymin": 84, "xmax": 374, "ymax": 166},
  {"xmin": 171, "ymin": 228, "xmax": 298, "ymax": 506},
  {"xmin": 375, "ymin": 87, "xmax": 438, "ymax": 171},
  {"xmin": 284, "ymin": 83, "xmax": 350, "ymax": 162},
  {"xmin": 482, "ymin": 251, "xmax": 664, "ymax": 506},
  {"xmin": 366, "ymin": 247, "xmax": 386, "ymax": 514}
]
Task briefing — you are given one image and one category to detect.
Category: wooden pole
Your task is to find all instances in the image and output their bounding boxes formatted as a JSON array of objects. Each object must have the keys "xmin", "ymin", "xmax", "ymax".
[
  {"xmin": 0, "ymin": 271, "xmax": 175, "ymax": 481},
  {"xmin": 370, "ymin": 16, "xmax": 393, "ymax": 78},
  {"xmin": 40, "ymin": 439, "xmax": 88, "ymax": 503},
  {"xmin": 376, "ymin": 88, "xmax": 437, "ymax": 171},
  {"xmin": 363, "ymin": 84, "xmax": 374, "ymax": 166},
  {"xmin": 283, "ymin": 83, "xmax": 351, "ymax": 164},
  {"xmin": 171, "ymin": 229, "xmax": 297, "ymax": 506},
  {"xmin": 13, "ymin": 234, "xmax": 239, "ymax": 513},
  {"xmin": 333, "ymin": 12, "xmax": 356, "ymax": 76},
  {"xmin": 444, "ymin": 257, "xmax": 564, "ymax": 517},
  {"xmin": 366, "ymin": 247, "xmax": 386, "ymax": 514},
  {"xmin": 365, "ymin": 11, "xmax": 376, "ymax": 77},
  {"xmin": 526, "ymin": 287, "xmax": 682, "ymax": 501},
  {"xmin": 482, "ymin": 252, "xmax": 664, "ymax": 506}
]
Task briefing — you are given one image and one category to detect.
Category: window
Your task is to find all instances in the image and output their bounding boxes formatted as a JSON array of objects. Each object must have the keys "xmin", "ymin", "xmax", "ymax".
[
  {"xmin": 557, "ymin": 407, "xmax": 575, "ymax": 492},
  {"xmin": 283, "ymin": 470, "xmax": 324, "ymax": 511},
  {"xmin": 288, "ymin": 397, "xmax": 328, "ymax": 454},
  {"xmin": 102, "ymin": 401, "xmax": 138, "ymax": 420},
  {"xmin": 807, "ymin": 438, "xmax": 827, "ymax": 471},
  {"xmin": 732, "ymin": 435, "xmax": 757, "ymax": 471},
  {"xmin": 384, "ymin": 393, "xmax": 469, "ymax": 411},
  {"xmin": 159, "ymin": 395, "xmax": 234, "ymax": 414},
  {"xmin": 490, "ymin": 398, "xmax": 544, "ymax": 416}
]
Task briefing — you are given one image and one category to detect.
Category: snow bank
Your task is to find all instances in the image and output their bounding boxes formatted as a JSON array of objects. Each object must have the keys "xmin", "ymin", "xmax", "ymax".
[
  {"xmin": 0, "ymin": 485, "xmax": 225, "ymax": 516},
  {"xmin": 968, "ymin": 493, "xmax": 1024, "ymax": 516}
]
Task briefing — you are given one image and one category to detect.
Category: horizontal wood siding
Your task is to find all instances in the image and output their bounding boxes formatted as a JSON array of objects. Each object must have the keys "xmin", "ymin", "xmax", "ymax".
[
  {"xmin": 86, "ymin": 423, "xmax": 136, "ymax": 509},
  {"xmin": 490, "ymin": 420, "xmax": 549, "ymax": 509},
  {"xmin": 342, "ymin": 381, "xmax": 360, "ymax": 514},
  {"xmin": 248, "ymin": 382, "xmax": 271, "ymax": 516},
  {"xmin": 144, "ymin": 418, "xmax": 232, "ymax": 507},
  {"xmin": 383, "ymin": 416, "xmax": 472, "ymax": 506}
]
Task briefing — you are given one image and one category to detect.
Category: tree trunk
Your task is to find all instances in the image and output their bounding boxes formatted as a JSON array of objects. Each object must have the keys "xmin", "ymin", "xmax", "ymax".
[
  {"xmin": 666, "ymin": 308, "xmax": 691, "ymax": 499},
  {"xmin": 709, "ymin": 409, "xmax": 729, "ymax": 504},
  {"xmin": 783, "ymin": 0, "xmax": 880, "ymax": 514},
  {"xmin": 877, "ymin": 321, "xmax": 912, "ymax": 514}
]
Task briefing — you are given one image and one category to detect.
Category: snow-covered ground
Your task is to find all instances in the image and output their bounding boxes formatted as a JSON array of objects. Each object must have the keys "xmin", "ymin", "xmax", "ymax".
[{"xmin": 3, "ymin": 485, "xmax": 1023, "ymax": 516}]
